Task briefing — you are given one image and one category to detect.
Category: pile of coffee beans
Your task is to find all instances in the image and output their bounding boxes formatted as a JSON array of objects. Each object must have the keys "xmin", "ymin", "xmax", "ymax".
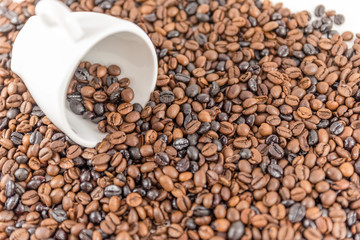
[
  {"xmin": 67, "ymin": 62, "xmax": 135, "ymax": 132},
  {"xmin": 2, "ymin": 0, "xmax": 360, "ymax": 239}
]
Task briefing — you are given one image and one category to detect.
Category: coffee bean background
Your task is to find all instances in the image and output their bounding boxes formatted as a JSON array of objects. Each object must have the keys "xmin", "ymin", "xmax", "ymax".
[{"xmin": 1, "ymin": 0, "xmax": 360, "ymax": 239}]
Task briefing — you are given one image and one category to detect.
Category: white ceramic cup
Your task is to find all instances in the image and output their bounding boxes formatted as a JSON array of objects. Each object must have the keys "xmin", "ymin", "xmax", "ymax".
[{"xmin": 11, "ymin": 0, "xmax": 158, "ymax": 148}]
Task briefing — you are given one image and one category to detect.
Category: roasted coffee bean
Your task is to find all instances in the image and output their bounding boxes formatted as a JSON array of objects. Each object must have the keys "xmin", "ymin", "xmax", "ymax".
[
  {"xmin": 268, "ymin": 164, "xmax": 283, "ymax": 178},
  {"xmin": 69, "ymin": 100, "xmax": 85, "ymax": 115},
  {"xmin": 307, "ymin": 130, "xmax": 318, "ymax": 146},
  {"xmin": 330, "ymin": 121, "xmax": 344, "ymax": 135},
  {"xmin": 268, "ymin": 144, "xmax": 284, "ymax": 159},
  {"xmin": 176, "ymin": 158, "xmax": 190, "ymax": 172},
  {"xmin": 174, "ymin": 73, "xmax": 190, "ymax": 83},
  {"xmin": 154, "ymin": 152, "xmax": 170, "ymax": 166},
  {"xmin": 228, "ymin": 221, "xmax": 244, "ymax": 240},
  {"xmin": 104, "ymin": 185, "xmax": 122, "ymax": 197},
  {"xmin": 74, "ymin": 68, "xmax": 90, "ymax": 82},
  {"xmin": 5, "ymin": 180, "xmax": 15, "ymax": 197},
  {"xmin": 14, "ymin": 168, "xmax": 29, "ymax": 181},
  {"xmin": 289, "ymin": 203, "xmax": 306, "ymax": 223},
  {"xmin": 159, "ymin": 90, "xmax": 175, "ymax": 103},
  {"xmin": 5, "ymin": 194, "xmax": 19, "ymax": 210},
  {"xmin": 173, "ymin": 138, "xmax": 189, "ymax": 150},
  {"xmin": 334, "ymin": 14, "xmax": 345, "ymax": 25},
  {"xmin": 50, "ymin": 209, "xmax": 67, "ymax": 223},
  {"xmin": 239, "ymin": 149, "xmax": 252, "ymax": 159}
]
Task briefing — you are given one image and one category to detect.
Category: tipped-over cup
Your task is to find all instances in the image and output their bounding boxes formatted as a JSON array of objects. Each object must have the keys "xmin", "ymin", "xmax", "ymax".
[{"xmin": 11, "ymin": 0, "xmax": 158, "ymax": 148}]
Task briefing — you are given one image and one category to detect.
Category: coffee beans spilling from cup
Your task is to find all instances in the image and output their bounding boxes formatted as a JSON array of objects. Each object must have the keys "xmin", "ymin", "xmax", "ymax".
[
  {"xmin": 1, "ymin": 0, "xmax": 360, "ymax": 239},
  {"xmin": 67, "ymin": 62, "xmax": 136, "ymax": 133}
]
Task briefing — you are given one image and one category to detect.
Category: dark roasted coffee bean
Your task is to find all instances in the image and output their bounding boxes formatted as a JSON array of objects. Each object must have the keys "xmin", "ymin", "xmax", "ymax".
[
  {"xmin": 16, "ymin": 155, "xmax": 28, "ymax": 164},
  {"xmin": 104, "ymin": 185, "xmax": 122, "ymax": 197},
  {"xmin": 50, "ymin": 209, "xmax": 67, "ymax": 223},
  {"xmin": 173, "ymin": 138, "xmax": 189, "ymax": 150},
  {"xmin": 344, "ymin": 136, "xmax": 356, "ymax": 151},
  {"xmin": 314, "ymin": 5, "xmax": 325, "ymax": 17},
  {"xmin": 5, "ymin": 180, "xmax": 15, "ymax": 197},
  {"xmin": 176, "ymin": 158, "xmax": 190, "ymax": 172},
  {"xmin": 318, "ymin": 119, "xmax": 330, "ymax": 128},
  {"xmin": 14, "ymin": 168, "xmax": 29, "ymax": 181},
  {"xmin": 30, "ymin": 131, "xmax": 43, "ymax": 145},
  {"xmin": 334, "ymin": 14, "xmax": 345, "ymax": 25},
  {"xmin": 159, "ymin": 90, "xmax": 175, "ymax": 103},
  {"xmin": 193, "ymin": 206, "xmax": 211, "ymax": 217},
  {"xmin": 266, "ymin": 135, "xmax": 279, "ymax": 144},
  {"xmin": 10, "ymin": 131, "xmax": 23, "ymax": 145},
  {"xmin": 330, "ymin": 121, "xmax": 344, "ymax": 135},
  {"xmin": 187, "ymin": 146, "xmax": 199, "ymax": 161},
  {"xmin": 69, "ymin": 100, "xmax": 85, "ymax": 115},
  {"xmin": 74, "ymin": 68, "xmax": 90, "ymax": 82},
  {"xmin": 186, "ymin": 84, "xmax": 200, "ymax": 97},
  {"xmin": 7, "ymin": 108, "xmax": 19, "ymax": 119},
  {"xmin": 278, "ymin": 45, "xmax": 289, "ymax": 57},
  {"xmin": 185, "ymin": 2, "xmax": 198, "ymax": 15},
  {"xmin": 307, "ymin": 130, "xmax": 318, "ymax": 146},
  {"xmin": 5, "ymin": 194, "xmax": 19, "ymax": 210},
  {"xmin": 89, "ymin": 211, "xmax": 102, "ymax": 224},
  {"xmin": 268, "ymin": 164, "xmax": 283, "ymax": 178},
  {"xmin": 174, "ymin": 73, "xmax": 190, "ymax": 83},
  {"xmin": 79, "ymin": 229, "xmax": 93, "ymax": 240},
  {"xmin": 0, "ymin": 24, "xmax": 13, "ymax": 33},
  {"xmin": 154, "ymin": 152, "xmax": 170, "ymax": 166},
  {"xmin": 239, "ymin": 149, "xmax": 252, "ymax": 159},
  {"xmin": 289, "ymin": 203, "xmax": 306, "ymax": 223},
  {"xmin": 228, "ymin": 221, "xmax": 244, "ymax": 240},
  {"xmin": 303, "ymin": 43, "xmax": 317, "ymax": 55},
  {"xmin": 268, "ymin": 143, "xmax": 284, "ymax": 159}
]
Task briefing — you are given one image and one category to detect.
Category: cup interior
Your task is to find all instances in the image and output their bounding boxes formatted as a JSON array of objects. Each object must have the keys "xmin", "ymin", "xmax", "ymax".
[{"xmin": 64, "ymin": 31, "xmax": 157, "ymax": 146}]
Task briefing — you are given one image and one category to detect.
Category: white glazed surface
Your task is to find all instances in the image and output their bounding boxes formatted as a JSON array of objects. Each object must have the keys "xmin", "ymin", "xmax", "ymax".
[{"xmin": 11, "ymin": 0, "xmax": 158, "ymax": 148}]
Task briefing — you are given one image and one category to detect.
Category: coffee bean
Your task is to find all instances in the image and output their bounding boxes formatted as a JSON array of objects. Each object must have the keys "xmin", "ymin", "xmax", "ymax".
[
  {"xmin": 185, "ymin": 84, "xmax": 200, "ymax": 98},
  {"xmin": 14, "ymin": 168, "xmax": 29, "ymax": 181},
  {"xmin": 104, "ymin": 185, "xmax": 122, "ymax": 197},
  {"xmin": 176, "ymin": 158, "xmax": 190, "ymax": 172},
  {"xmin": 172, "ymin": 138, "xmax": 189, "ymax": 151},
  {"xmin": 278, "ymin": 45, "xmax": 289, "ymax": 57},
  {"xmin": 314, "ymin": 5, "xmax": 325, "ymax": 17},
  {"xmin": 334, "ymin": 14, "xmax": 345, "ymax": 25},
  {"xmin": 50, "ymin": 209, "xmax": 67, "ymax": 223},
  {"xmin": 154, "ymin": 152, "xmax": 170, "ymax": 166},
  {"xmin": 289, "ymin": 203, "xmax": 306, "ymax": 223},
  {"xmin": 201, "ymin": 143, "xmax": 217, "ymax": 157},
  {"xmin": 108, "ymin": 65, "xmax": 121, "ymax": 76},
  {"xmin": 268, "ymin": 164, "xmax": 283, "ymax": 178},
  {"xmin": 159, "ymin": 90, "xmax": 174, "ymax": 103},
  {"xmin": 330, "ymin": 121, "xmax": 344, "ymax": 135},
  {"xmin": 74, "ymin": 68, "xmax": 90, "ymax": 82},
  {"xmin": 174, "ymin": 73, "xmax": 190, "ymax": 83},
  {"xmin": 5, "ymin": 180, "xmax": 15, "ymax": 197},
  {"xmin": 268, "ymin": 143, "xmax": 284, "ymax": 159},
  {"xmin": 69, "ymin": 100, "xmax": 85, "ymax": 115},
  {"xmin": 227, "ymin": 221, "xmax": 244, "ymax": 240},
  {"xmin": 126, "ymin": 192, "xmax": 142, "ymax": 207}
]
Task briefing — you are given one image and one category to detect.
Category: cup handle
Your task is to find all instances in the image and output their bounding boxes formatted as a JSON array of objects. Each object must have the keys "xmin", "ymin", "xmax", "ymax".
[{"xmin": 35, "ymin": 0, "xmax": 84, "ymax": 41}]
